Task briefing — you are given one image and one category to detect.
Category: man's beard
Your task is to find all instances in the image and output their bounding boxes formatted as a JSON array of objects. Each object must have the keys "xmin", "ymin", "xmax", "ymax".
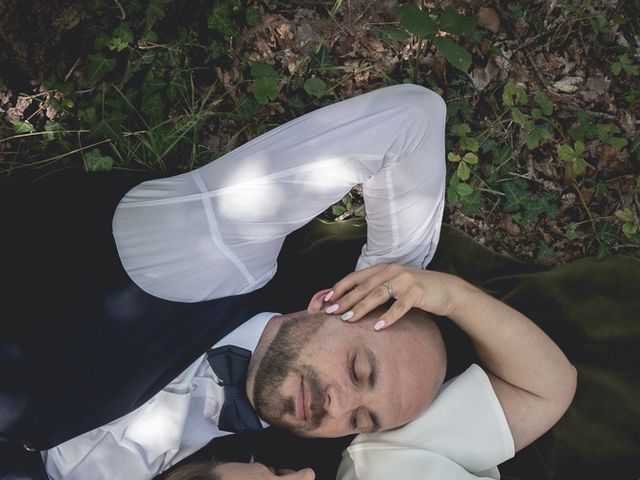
[{"xmin": 252, "ymin": 313, "xmax": 327, "ymax": 434}]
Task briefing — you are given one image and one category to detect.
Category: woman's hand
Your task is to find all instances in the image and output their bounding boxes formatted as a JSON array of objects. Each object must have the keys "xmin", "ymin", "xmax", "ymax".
[{"xmin": 323, "ymin": 264, "xmax": 468, "ymax": 330}]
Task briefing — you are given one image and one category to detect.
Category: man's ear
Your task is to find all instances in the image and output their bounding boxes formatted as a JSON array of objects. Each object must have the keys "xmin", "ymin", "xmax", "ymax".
[{"xmin": 307, "ymin": 288, "xmax": 333, "ymax": 314}]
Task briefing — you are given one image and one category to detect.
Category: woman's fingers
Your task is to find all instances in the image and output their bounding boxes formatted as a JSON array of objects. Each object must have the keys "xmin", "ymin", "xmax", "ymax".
[
  {"xmin": 325, "ymin": 264, "xmax": 423, "ymax": 328},
  {"xmin": 376, "ymin": 286, "xmax": 423, "ymax": 328},
  {"xmin": 327, "ymin": 263, "xmax": 389, "ymax": 302},
  {"xmin": 325, "ymin": 264, "xmax": 396, "ymax": 317}
]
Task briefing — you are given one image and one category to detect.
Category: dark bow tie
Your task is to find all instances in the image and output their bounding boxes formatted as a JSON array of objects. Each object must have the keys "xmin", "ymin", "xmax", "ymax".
[{"xmin": 206, "ymin": 345, "xmax": 264, "ymax": 433}]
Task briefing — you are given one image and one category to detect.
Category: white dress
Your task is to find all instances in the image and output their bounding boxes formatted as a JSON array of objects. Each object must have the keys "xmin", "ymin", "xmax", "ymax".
[
  {"xmin": 112, "ymin": 83, "xmax": 447, "ymax": 302},
  {"xmin": 337, "ymin": 365, "xmax": 515, "ymax": 480}
]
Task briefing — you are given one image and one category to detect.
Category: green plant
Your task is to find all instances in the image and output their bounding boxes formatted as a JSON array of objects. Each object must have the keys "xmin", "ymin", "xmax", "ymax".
[
  {"xmin": 501, "ymin": 178, "xmax": 558, "ymax": 225},
  {"xmin": 612, "ymin": 54, "xmax": 639, "ymax": 76},
  {"xmin": 377, "ymin": 4, "xmax": 476, "ymax": 83},
  {"xmin": 503, "ymin": 83, "xmax": 553, "ymax": 149},
  {"xmin": 558, "ymin": 141, "xmax": 587, "ymax": 176},
  {"xmin": 331, "ymin": 193, "xmax": 365, "ymax": 221},
  {"xmin": 615, "ymin": 208, "xmax": 640, "ymax": 239}
]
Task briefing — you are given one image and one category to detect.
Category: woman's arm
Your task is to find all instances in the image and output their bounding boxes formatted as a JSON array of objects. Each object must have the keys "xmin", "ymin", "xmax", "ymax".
[
  {"xmin": 113, "ymin": 84, "xmax": 446, "ymax": 302},
  {"xmin": 325, "ymin": 264, "xmax": 578, "ymax": 452}
]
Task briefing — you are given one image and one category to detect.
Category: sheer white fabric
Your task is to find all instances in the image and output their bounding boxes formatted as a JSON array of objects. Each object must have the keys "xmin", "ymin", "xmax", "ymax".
[
  {"xmin": 112, "ymin": 84, "xmax": 447, "ymax": 302},
  {"xmin": 337, "ymin": 364, "xmax": 516, "ymax": 480}
]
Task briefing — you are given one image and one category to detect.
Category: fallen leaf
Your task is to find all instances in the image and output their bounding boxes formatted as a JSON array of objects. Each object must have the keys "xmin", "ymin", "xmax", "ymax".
[
  {"xmin": 478, "ymin": 7, "xmax": 501, "ymax": 33},
  {"xmin": 551, "ymin": 76, "xmax": 584, "ymax": 94}
]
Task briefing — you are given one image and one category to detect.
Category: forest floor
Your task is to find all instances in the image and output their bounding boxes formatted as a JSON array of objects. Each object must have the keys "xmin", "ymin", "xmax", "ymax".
[{"xmin": 1, "ymin": 0, "xmax": 639, "ymax": 263}]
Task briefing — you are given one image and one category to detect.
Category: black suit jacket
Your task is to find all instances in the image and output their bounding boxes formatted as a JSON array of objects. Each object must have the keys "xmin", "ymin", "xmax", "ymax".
[{"xmin": 0, "ymin": 172, "xmax": 270, "ymax": 478}]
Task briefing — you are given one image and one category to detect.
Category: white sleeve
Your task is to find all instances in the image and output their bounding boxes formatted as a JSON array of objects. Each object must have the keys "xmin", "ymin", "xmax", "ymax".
[
  {"xmin": 112, "ymin": 84, "xmax": 446, "ymax": 302},
  {"xmin": 337, "ymin": 364, "xmax": 515, "ymax": 480}
]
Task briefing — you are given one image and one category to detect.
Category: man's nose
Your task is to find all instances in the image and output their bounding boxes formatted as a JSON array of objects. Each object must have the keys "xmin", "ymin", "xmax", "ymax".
[{"xmin": 324, "ymin": 383, "xmax": 361, "ymax": 419}]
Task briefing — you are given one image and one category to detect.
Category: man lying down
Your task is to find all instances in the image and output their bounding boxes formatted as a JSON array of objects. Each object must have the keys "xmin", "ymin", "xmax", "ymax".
[
  {"xmin": 2, "ymin": 84, "xmax": 576, "ymax": 480},
  {"xmin": 157, "ymin": 262, "xmax": 577, "ymax": 480}
]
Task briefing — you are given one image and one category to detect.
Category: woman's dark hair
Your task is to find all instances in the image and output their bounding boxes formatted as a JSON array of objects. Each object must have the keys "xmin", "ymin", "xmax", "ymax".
[{"xmin": 161, "ymin": 461, "xmax": 220, "ymax": 480}]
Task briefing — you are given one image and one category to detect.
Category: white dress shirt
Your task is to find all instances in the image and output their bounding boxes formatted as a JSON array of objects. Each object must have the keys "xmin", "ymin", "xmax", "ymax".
[
  {"xmin": 42, "ymin": 312, "xmax": 277, "ymax": 480},
  {"xmin": 337, "ymin": 365, "xmax": 515, "ymax": 480}
]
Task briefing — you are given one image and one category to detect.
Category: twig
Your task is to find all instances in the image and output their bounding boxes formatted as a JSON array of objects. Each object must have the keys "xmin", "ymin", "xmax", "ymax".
[
  {"xmin": 113, "ymin": 0, "xmax": 126, "ymax": 20},
  {"xmin": 64, "ymin": 56, "xmax": 82, "ymax": 83},
  {"xmin": 573, "ymin": 181, "xmax": 597, "ymax": 235},
  {"xmin": 524, "ymin": 49, "xmax": 546, "ymax": 87},
  {"xmin": 561, "ymin": 104, "xmax": 618, "ymax": 122},
  {"xmin": 136, "ymin": 41, "xmax": 171, "ymax": 50}
]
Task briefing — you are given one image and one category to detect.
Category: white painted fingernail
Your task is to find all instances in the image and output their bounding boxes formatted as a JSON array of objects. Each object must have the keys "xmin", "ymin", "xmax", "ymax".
[
  {"xmin": 324, "ymin": 290, "xmax": 334, "ymax": 302},
  {"xmin": 325, "ymin": 304, "xmax": 339, "ymax": 314},
  {"xmin": 374, "ymin": 320, "xmax": 386, "ymax": 331},
  {"xmin": 341, "ymin": 311, "xmax": 354, "ymax": 321}
]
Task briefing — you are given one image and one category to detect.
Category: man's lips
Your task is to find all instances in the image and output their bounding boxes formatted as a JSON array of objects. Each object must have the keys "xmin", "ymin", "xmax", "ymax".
[{"xmin": 295, "ymin": 376, "xmax": 311, "ymax": 423}]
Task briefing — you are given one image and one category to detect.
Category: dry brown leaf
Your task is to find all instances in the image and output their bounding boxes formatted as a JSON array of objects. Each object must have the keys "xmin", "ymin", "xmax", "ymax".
[
  {"xmin": 578, "ymin": 74, "xmax": 611, "ymax": 105},
  {"xmin": 478, "ymin": 7, "xmax": 501, "ymax": 33}
]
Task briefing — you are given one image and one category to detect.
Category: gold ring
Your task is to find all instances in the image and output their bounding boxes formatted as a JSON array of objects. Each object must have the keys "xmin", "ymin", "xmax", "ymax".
[{"xmin": 382, "ymin": 281, "xmax": 394, "ymax": 299}]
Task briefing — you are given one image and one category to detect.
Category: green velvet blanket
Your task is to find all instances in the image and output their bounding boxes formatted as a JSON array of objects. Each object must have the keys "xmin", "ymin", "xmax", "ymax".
[{"xmin": 258, "ymin": 219, "xmax": 640, "ymax": 480}]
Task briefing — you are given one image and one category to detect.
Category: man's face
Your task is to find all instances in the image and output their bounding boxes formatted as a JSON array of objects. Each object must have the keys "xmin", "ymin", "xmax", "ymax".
[{"xmin": 247, "ymin": 308, "xmax": 446, "ymax": 438}]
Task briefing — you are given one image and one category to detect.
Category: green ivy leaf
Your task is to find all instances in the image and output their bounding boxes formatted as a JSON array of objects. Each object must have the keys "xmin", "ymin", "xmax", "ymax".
[
  {"xmin": 341, "ymin": 194, "xmax": 352, "ymax": 210},
  {"xmin": 84, "ymin": 148, "xmax": 114, "ymax": 172},
  {"xmin": 332, "ymin": 204, "xmax": 347, "ymax": 216},
  {"xmin": 86, "ymin": 53, "xmax": 117, "ymax": 83},
  {"xmin": 146, "ymin": 0, "xmax": 170, "ymax": 28},
  {"xmin": 207, "ymin": 1, "xmax": 239, "ymax": 39},
  {"xmin": 433, "ymin": 37, "xmax": 471, "ymax": 73},
  {"xmin": 10, "ymin": 120, "xmax": 36, "ymax": 134},
  {"xmin": 304, "ymin": 77, "xmax": 327, "ymax": 98},
  {"xmin": 536, "ymin": 240, "xmax": 554, "ymax": 261},
  {"xmin": 502, "ymin": 178, "xmax": 531, "ymax": 213},
  {"xmin": 44, "ymin": 120, "xmax": 63, "ymax": 141},
  {"xmin": 109, "ymin": 23, "xmax": 134, "ymax": 52},
  {"xmin": 438, "ymin": 6, "xmax": 477, "ymax": 35},
  {"xmin": 396, "ymin": 5, "xmax": 437, "ymax": 38}
]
